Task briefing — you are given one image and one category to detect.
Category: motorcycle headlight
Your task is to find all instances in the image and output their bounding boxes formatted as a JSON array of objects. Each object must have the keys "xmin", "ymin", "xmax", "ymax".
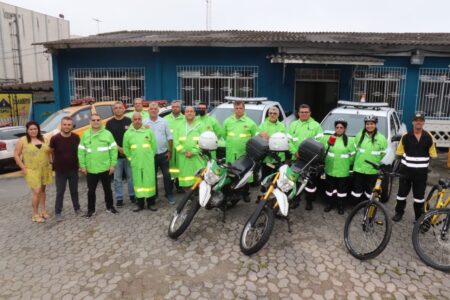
[
  {"xmin": 277, "ymin": 174, "xmax": 295, "ymax": 193},
  {"xmin": 204, "ymin": 167, "xmax": 220, "ymax": 185}
]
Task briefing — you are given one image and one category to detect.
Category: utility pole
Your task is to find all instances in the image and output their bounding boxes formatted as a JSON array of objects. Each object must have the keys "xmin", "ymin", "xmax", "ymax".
[
  {"xmin": 205, "ymin": 0, "xmax": 212, "ymax": 30},
  {"xmin": 93, "ymin": 18, "xmax": 102, "ymax": 34}
]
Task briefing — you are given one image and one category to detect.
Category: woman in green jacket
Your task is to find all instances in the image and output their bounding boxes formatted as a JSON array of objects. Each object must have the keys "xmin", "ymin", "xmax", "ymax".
[
  {"xmin": 322, "ymin": 119, "xmax": 355, "ymax": 214},
  {"xmin": 351, "ymin": 115, "xmax": 388, "ymax": 203}
]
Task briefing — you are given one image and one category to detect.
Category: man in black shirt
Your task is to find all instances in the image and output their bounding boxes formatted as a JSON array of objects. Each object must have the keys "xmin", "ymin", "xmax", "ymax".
[
  {"xmin": 106, "ymin": 101, "xmax": 134, "ymax": 207},
  {"xmin": 393, "ymin": 112, "xmax": 437, "ymax": 222},
  {"xmin": 50, "ymin": 116, "xmax": 81, "ymax": 221}
]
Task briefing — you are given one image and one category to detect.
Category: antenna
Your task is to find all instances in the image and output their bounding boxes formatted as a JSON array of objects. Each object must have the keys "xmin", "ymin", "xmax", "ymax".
[
  {"xmin": 205, "ymin": 0, "xmax": 212, "ymax": 30},
  {"xmin": 92, "ymin": 18, "xmax": 102, "ymax": 34}
]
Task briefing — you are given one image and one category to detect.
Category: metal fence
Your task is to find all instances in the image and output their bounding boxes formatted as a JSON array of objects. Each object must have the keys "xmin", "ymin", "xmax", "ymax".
[
  {"xmin": 176, "ymin": 65, "xmax": 258, "ymax": 107},
  {"xmin": 68, "ymin": 68, "xmax": 145, "ymax": 106},
  {"xmin": 417, "ymin": 68, "xmax": 450, "ymax": 120},
  {"xmin": 351, "ymin": 66, "xmax": 407, "ymax": 117}
]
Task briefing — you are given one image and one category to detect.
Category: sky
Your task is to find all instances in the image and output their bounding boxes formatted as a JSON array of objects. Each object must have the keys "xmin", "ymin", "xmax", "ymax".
[{"xmin": 3, "ymin": 0, "xmax": 450, "ymax": 36}]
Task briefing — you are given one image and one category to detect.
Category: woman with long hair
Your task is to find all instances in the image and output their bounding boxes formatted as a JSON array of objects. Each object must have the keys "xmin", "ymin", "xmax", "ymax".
[
  {"xmin": 14, "ymin": 121, "xmax": 53, "ymax": 223},
  {"xmin": 351, "ymin": 115, "xmax": 388, "ymax": 203}
]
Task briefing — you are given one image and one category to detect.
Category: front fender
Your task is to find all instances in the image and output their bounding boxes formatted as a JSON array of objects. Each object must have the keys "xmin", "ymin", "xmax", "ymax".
[
  {"xmin": 199, "ymin": 180, "xmax": 212, "ymax": 207},
  {"xmin": 273, "ymin": 188, "xmax": 289, "ymax": 216}
]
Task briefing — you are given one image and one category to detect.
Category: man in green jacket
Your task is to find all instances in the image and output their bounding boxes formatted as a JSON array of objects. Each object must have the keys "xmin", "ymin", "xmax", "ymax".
[
  {"xmin": 174, "ymin": 106, "xmax": 205, "ymax": 188},
  {"xmin": 288, "ymin": 104, "xmax": 323, "ymax": 210},
  {"xmin": 223, "ymin": 101, "xmax": 257, "ymax": 163},
  {"xmin": 223, "ymin": 100, "xmax": 257, "ymax": 202},
  {"xmin": 123, "ymin": 112, "xmax": 158, "ymax": 212},
  {"xmin": 164, "ymin": 100, "xmax": 185, "ymax": 193},
  {"xmin": 257, "ymin": 106, "xmax": 286, "ymax": 179},
  {"xmin": 125, "ymin": 98, "xmax": 150, "ymax": 121},
  {"xmin": 196, "ymin": 101, "xmax": 223, "ymax": 159},
  {"xmin": 78, "ymin": 113, "xmax": 118, "ymax": 218}
]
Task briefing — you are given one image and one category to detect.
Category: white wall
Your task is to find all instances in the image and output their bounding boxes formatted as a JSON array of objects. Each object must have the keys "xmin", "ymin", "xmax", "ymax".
[{"xmin": 0, "ymin": 2, "xmax": 70, "ymax": 83}]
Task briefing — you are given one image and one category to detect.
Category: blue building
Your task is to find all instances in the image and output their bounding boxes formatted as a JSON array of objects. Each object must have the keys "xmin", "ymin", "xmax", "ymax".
[{"xmin": 40, "ymin": 30, "xmax": 450, "ymax": 146}]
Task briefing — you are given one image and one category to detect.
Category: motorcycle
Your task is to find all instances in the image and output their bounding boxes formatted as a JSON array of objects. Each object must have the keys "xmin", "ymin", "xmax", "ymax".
[
  {"xmin": 239, "ymin": 138, "xmax": 325, "ymax": 255},
  {"xmin": 168, "ymin": 135, "xmax": 269, "ymax": 239}
]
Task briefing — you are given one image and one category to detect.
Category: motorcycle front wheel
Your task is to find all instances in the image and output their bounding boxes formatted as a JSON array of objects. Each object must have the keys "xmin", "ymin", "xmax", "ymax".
[
  {"xmin": 240, "ymin": 206, "xmax": 275, "ymax": 255},
  {"xmin": 168, "ymin": 189, "xmax": 200, "ymax": 239}
]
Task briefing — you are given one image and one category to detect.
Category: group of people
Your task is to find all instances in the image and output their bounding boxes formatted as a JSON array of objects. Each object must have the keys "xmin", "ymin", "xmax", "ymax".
[{"xmin": 13, "ymin": 98, "xmax": 436, "ymax": 223}]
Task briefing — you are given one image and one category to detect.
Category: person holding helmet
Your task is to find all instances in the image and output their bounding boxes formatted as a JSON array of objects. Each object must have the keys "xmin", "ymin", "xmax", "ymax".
[
  {"xmin": 393, "ymin": 112, "xmax": 437, "ymax": 222},
  {"xmin": 258, "ymin": 106, "xmax": 287, "ymax": 179},
  {"xmin": 351, "ymin": 115, "xmax": 388, "ymax": 203},
  {"xmin": 174, "ymin": 106, "xmax": 206, "ymax": 188},
  {"xmin": 321, "ymin": 119, "xmax": 355, "ymax": 214}
]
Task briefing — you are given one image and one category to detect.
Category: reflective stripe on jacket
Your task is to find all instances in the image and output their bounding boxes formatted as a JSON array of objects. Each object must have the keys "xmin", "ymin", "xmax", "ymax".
[
  {"xmin": 288, "ymin": 118, "xmax": 323, "ymax": 155},
  {"xmin": 321, "ymin": 134, "xmax": 355, "ymax": 178}
]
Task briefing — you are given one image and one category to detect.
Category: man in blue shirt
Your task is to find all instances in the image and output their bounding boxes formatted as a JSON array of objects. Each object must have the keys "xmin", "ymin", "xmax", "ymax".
[{"xmin": 144, "ymin": 102, "xmax": 175, "ymax": 205}]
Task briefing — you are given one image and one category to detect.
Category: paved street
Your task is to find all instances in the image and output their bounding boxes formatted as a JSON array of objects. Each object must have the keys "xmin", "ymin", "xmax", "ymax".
[{"xmin": 0, "ymin": 160, "xmax": 449, "ymax": 299}]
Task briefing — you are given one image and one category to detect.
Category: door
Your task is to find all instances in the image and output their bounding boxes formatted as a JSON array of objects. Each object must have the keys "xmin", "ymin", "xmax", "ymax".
[{"xmin": 295, "ymin": 81, "xmax": 339, "ymax": 122}]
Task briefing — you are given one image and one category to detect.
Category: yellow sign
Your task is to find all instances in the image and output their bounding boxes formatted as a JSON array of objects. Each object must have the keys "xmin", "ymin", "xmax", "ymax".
[{"xmin": 0, "ymin": 93, "xmax": 32, "ymax": 127}]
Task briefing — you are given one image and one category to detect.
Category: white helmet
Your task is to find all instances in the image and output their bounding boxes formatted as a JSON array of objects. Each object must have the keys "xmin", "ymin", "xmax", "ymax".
[
  {"xmin": 269, "ymin": 132, "xmax": 289, "ymax": 152},
  {"xmin": 199, "ymin": 131, "xmax": 218, "ymax": 150}
]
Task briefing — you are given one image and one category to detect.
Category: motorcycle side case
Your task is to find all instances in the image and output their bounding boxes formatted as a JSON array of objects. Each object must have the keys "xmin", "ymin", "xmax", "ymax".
[{"xmin": 246, "ymin": 135, "xmax": 269, "ymax": 162}]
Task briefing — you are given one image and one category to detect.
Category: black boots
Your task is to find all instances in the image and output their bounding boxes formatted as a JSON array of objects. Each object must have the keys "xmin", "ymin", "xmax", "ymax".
[
  {"xmin": 133, "ymin": 198, "xmax": 145, "ymax": 212},
  {"xmin": 392, "ymin": 200, "xmax": 406, "ymax": 222}
]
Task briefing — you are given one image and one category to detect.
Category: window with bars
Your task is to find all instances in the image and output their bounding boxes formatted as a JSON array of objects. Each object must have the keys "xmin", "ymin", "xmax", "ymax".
[
  {"xmin": 417, "ymin": 68, "xmax": 450, "ymax": 120},
  {"xmin": 177, "ymin": 66, "xmax": 258, "ymax": 107},
  {"xmin": 351, "ymin": 67, "xmax": 407, "ymax": 116},
  {"xmin": 68, "ymin": 68, "xmax": 145, "ymax": 105}
]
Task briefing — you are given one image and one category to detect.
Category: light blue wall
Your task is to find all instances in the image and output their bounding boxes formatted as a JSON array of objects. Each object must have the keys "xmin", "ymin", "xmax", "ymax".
[{"xmin": 50, "ymin": 47, "xmax": 450, "ymax": 128}]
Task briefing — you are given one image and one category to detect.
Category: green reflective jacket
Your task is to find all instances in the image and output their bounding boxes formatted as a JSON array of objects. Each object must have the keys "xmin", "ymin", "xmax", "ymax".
[
  {"xmin": 288, "ymin": 118, "xmax": 323, "ymax": 155},
  {"xmin": 353, "ymin": 130, "xmax": 388, "ymax": 175},
  {"xmin": 78, "ymin": 127, "xmax": 118, "ymax": 174},
  {"xmin": 257, "ymin": 118, "xmax": 286, "ymax": 163},
  {"xmin": 321, "ymin": 134, "xmax": 355, "ymax": 178},
  {"xmin": 223, "ymin": 114, "xmax": 257, "ymax": 163},
  {"xmin": 123, "ymin": 125, "xmax": 158, "ymax": 198},
  {"xmin": 164, "ymin": 113, "xmax": 185, "ymax": 177},
  {"xmin": 174, "ymin": 120, "xmax": 206, "ymax": 187}
]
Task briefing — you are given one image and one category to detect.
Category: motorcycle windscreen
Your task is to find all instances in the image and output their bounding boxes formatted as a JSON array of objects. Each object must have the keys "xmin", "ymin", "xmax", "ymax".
[
  {"xmin": 199, "ymin": 180, "xmax": 212, "ymax": 207},
  {"xmin": 273, "ymin": 188, "xmax": 289, "ymax": 216}
]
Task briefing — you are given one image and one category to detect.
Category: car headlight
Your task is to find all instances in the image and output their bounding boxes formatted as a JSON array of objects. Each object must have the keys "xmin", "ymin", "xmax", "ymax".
[
  {"xmin": 277, "ymin": 174, "xmax": 295, "ymax": 193},
  {"xmin": 204, "ymin": 167, "xmax": 220, "ymax": 185}
]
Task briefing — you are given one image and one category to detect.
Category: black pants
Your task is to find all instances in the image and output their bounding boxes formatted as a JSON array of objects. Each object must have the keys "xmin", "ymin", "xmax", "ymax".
[
  {"xmin": 87, "ymin": 171, "xmax": 113, "ymax": 213},
  {"xmin": 351, "ymin": 172, "xmax": 377, "ymax": 202},
  {"xmin": 395, "ymin": 167, "xmax": 427, "ymax": 217},
  {"xmin": 154, "ymin": 152, "xmax": 173, "ymax": 198},
  {"xmin": 55, "ymin": 170, "xmax": 80, "ymax": 215},
  {"xmin": 325, "ymin": 175, "xmax": 349, "ymax": 205},
  {"xmin": 261, "ymin": 164, "xmax": 276, "ymax": 181}
]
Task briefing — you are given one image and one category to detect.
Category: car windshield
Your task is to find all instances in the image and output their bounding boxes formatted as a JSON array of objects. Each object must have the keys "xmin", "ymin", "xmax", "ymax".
[
  {"xmin": 321, "ymin": 113, "xmax": 387, "ymax": 137},
  {"xmin": 210, "ymin": 107, "xmax": 263, "ymax": 125},
  {"xmin": 40, "ymin": 110, "xmax": 70, "ymax": 133}
]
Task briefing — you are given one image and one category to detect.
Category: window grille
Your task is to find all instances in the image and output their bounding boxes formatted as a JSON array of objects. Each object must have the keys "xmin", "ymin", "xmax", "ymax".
[
  {"xmin": 351, "ymin": 66, "xmax": 407, "ymax": 117},
  {"xmin": 417, "ymin": 68, "xmax": 450, "ymax": 120},
  {"xmin": 176, "ymin": 65, "xmax": 258, "ymax": 107},
  {"xmin": 68, "ymin": 68, "xmax": 145, "ymax": 105}
]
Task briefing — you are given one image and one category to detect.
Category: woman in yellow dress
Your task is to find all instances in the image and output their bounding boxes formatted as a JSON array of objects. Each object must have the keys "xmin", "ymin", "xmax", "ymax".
[{"xmin": 14, "ymin": 121, "xmax": 53, "ymax": 223}]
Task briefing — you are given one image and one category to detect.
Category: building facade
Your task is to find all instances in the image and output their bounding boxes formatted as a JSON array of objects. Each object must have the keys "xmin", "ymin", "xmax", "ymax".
[
  {"xmin": 0, "ymin": 2, "xmax": 70, "ymax": 84},
  {"xmin": 42, "ymin": 31, "xmax": 450, "ymax": 146}
]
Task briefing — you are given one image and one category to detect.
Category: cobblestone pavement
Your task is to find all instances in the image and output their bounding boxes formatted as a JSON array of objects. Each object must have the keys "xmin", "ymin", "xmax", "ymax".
[{"xmin": 1, "ymin": 168, "xmax": 449, "ymax": 299}]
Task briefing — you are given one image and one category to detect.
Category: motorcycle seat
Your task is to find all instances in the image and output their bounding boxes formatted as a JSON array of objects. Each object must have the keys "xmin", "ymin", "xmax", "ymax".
[{"xmin": 230, "ymin": 156, "xmax": 254, "ymax": 177}]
